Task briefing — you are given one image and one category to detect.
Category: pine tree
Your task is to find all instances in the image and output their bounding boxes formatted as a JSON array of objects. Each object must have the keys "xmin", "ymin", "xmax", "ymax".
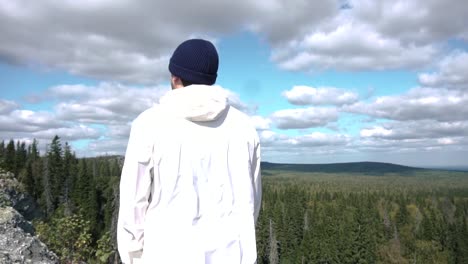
[
  {"xmin": 73, "ymin": 159, "xmax": 88, "ymax": 206},
  {"xmin": 268, "ymin": 219, "xmax": 279, "ymax": 264},
  {"xmin": 16, "ymin": 141, "xmax": 31, "ymax": 192},
  {"xmin": 396, "ymin": 202, "xmax": 409, "ymax": 228},
  {"xmin": 99, "ymin": 159, "xmax": 110, "ymax": 178},
  {"xmin": 62, "ymin": 142, "xmax": 76, "ymax": 215},
  {"xmin": 5, "ymin": 139, "xmax": 15, "ymax": 173},
  {"xmin": 0, "ymin": 140, "xmax": 5, "ymax": 167},
  {"xmin": 30, "ymin": 139, "xmax": 40, "ymax": 159},
  {"xmin": 15, "ymin": 141, "xmax": 27, "ymax": 176},
  {"xmin": 19, "ymin": 158, "xmax": 35, "ymax": 196},
  {"xmin": 109, "ymin": 180, "xmax": 121, "ymax": 264},
  {"xmin": 48, "ymin": 135, "xmax": 63, "ymax": 208},
  {"xmin": 30, "ymin": 139, "xmax": 43, "ymax": 201},
  {"xmin": 75, "ymin": 158, "xmax": 99, "ymax": 237},
  {"xmin": 110, "ymin": 158, "xmax": 121, "ymax": 177},
  {"xmin": 42, "ymin": 156, "xmax": 54, "ymax": 218}
]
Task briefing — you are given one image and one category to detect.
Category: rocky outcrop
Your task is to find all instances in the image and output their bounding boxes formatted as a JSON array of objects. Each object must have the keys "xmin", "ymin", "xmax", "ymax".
[
  {"xmin": 0, "ymin": 170, "xmax": 57, "ymax": 263},
  {"xmin": 0, "ymin": 207, "xmax": 58, "ymax": 263},
  {"xmin": 0, "ymin": 171, "xmax": 43, "ymax": 220}
]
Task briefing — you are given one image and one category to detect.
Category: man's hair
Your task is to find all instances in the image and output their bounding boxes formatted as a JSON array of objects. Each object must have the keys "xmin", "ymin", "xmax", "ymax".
[{"xmin": 180, "ymin": 78, "xmax": 194, "ymax": 87}]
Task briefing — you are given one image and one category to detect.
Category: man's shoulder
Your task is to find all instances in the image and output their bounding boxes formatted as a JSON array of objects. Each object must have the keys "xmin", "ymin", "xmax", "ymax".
[
  {"xmin": 227, "ymin": 106, "xmax": 258, "ymax": 139},
  {"xmin": 227, "ymin": 105, "xmax": 250, "ymax": 121},
  {"xmin": 132, "ymin": 105, "xmax": 163, "ymax": 123}
]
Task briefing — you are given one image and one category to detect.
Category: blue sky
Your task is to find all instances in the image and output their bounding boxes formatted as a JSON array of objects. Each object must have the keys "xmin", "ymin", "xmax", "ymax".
[{"xmin": 1, "ymin": 0, "xmax": 468, "ymax": 167}]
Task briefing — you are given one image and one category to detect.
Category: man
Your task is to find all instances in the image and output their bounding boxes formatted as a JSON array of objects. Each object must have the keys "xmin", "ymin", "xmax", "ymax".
[{"xmin": 117, "ymin": 39, "xmax": 262, "ymax": 264}]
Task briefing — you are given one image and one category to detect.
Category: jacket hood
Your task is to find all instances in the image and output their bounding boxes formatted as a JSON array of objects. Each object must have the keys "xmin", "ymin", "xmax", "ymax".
[{"xmin": 158, "ymin": 85, "xmax": 229, "ymax": 122}]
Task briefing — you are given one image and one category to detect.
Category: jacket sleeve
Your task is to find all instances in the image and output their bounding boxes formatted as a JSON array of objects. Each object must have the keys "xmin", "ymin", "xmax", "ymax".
[
  {"xmin": 251, "ymin": 137, "xmax": 262, "ymax": 225},
  {"xmin": 117, "ymin": 118, "xmax": 153, "ymax": 264}
]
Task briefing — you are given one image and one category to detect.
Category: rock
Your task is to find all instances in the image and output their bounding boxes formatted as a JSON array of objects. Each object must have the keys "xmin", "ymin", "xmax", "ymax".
[
  {"xmin": 0, "ymin": 170, "xmax": 56, "ymax": 263},
  {"xmin": 0, "ymin": 207, "xmax": 58, "ymax": 264},
  {"xmin": 0, "ymin": 170, "xmax": 43, "ymax": 221}
]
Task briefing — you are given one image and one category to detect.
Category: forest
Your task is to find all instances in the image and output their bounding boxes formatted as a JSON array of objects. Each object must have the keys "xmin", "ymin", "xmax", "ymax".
[
  {"xmin": 256, "ymin": 170, "xmax": 468, "ymax": 263},
  {"xmin": 0, "ymin": 136, "xmax": 121, "ymax": 263},
  {"xmin": 1, "ymin": 137, "xmax": 468, "ymax": 263}
]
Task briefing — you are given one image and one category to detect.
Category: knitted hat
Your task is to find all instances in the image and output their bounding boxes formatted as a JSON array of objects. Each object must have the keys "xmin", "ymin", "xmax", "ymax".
[{"xmin": 169, "ymin": 39, "xmax": 219, "ymax": 85}]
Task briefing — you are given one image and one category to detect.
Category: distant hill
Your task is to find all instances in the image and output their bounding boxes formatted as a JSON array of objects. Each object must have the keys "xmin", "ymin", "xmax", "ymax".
[{"xmin": 261, "ymin": 161, "xmax": 425, "ymax": 175}]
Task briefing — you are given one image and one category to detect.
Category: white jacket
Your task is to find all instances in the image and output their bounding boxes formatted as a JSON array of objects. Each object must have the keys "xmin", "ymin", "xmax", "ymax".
[{"xmin": 117, "ymin": 85, "xmax": 262, "ymax": 264}]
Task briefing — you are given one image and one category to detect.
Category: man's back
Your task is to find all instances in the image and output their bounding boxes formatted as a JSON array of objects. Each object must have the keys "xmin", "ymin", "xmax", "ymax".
[{"xmin": 118, "ymin": 85, "xmax": 261, "ymax": 263}]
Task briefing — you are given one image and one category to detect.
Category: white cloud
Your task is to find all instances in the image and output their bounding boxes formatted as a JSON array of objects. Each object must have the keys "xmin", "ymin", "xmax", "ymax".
[
  {"xmin": 345, "ymin": 87, "xmax": 468, "ymax": 122},
  {"xmin": 84, "ymin": 138, "xmax": 129, "ymax": 157},
  {"xmin": 31, "ymin": 124, "xmax": 100, "ymax": 141},
  {"xmin": 258, "ymin": 129, "xmax": 355, "ymax": 163},
  {"xmin": 271, "ymin": 107, "xmax": 339, "ymax": 129},
  {"xmin": 1, "ymin": 0, "xmax": 466, "ymax": 80},
  {"xmin": 106, "ymin": 124, "xmax": 132, "ymax": 139},
  {"xmin": 250, "ymin": 115, "xmax": 271, "ymax": 130},
  {"xmin": 272, "ymin": 20, "xmax": 437, "ymax": 72},
  {"xmin": 355, "ymin": 119, "xmax": 468, "ymax": 164},
  {"xmin": 0, "ymin": 110, "xmax": 62, "ymax": 133},
  {"xmin": 0, "ymin": 0, "xmax": 338, "ymax": 83},
  {"xmin": 248, "ymin": 120, "xmax": 468, "ymax": 165},
  {"xmin": 283, "ymin": 85, "xmax": 359, "ymax": 106},
  {"xmin": 270, "ymin": 0, "xmax": 467, "ymax": 72},
  {"xmin": 259, "ymin": 130, "xmax": 351, "ymax": 148},
  {"xmin": 0, "ymin": 99, "xmax": 18, "ymax": 114},
  {"xmin": 0, "ymin": 114, "xmax": 101, "ymax": 143},
  {"xmin": 247, "ymin": 0, "xmax": 338, "ymax": 43},
  {"xmin": 48, "ymin": 82, "xmax": 167, "ymax": 124},
  {"xmin": 418, "ymin": 51, "xmax": 468, "ymax": 90},
  {"xmin": 360, "ymin": 121, "xmax": 468, "ymax": 141},
  {"xmin": 353, "ymin": 0, "xmax": 468, "ymax": 44},
  {"xmin": 1, "ymin": 0, "xmax": 468, "ymax": 165},
  {"xmin": 360, "ymin": 126, "xmax": 392, "ymax": 138},
  {"xmin": 0, "ymin": 81, "xmax": 252, "ymax": 156}
]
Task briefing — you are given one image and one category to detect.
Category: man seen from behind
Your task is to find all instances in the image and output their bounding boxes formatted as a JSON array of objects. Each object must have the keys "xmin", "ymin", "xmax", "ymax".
[{"xmin": 117, "ymin": 39, "xmax": 262, "ymax": 264}]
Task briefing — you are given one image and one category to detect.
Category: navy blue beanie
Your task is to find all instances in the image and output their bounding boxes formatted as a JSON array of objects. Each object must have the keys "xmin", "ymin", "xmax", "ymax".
[{"xmin": 169, "ymin": 39, "xmax": 219, "ymax": 85}]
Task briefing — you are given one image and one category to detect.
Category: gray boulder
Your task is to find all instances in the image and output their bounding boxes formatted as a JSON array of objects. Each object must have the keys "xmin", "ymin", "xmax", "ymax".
[
  {"xmin": 0, "ymin": 171, "xmax": 43, "ymax": 221},
  {"xmin": 0, "ymin": 207, "xmax": 58, "ymax": 264}
]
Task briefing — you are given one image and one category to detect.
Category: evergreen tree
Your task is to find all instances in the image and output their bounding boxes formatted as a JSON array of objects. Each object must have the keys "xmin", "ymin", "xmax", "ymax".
[
  {"xmin": 349, "ymin": 206, "xmax": 377, "ymax": 264},
  {"xmin": 62, "ymin": 142, "xmax": 76, "ymax": 215},
  {"xmin": 42, "ymin": 156, "xmax": 54, "ymax": 218},
  {"xmin": 75, "ymin": 158, "xmax": 99, "ymax": 237},
  {"xmin": 5, "ymin": 139, "xmax": 15, "ymax": 173},
  {"xmin": 0, "ymin": 140, "xmax": 5, "ymax": 167},
  {"xmin": 268, "ymin": 219, "xmax": 279, "ymax": 264},
  {"xmin": 109, "ymin": 180, "xmax": 121, "ymax": 264},
  {"xmin": 458, "ymin": 217, "xmax": 468, "ymax": 263},
  {"xmin": 30, "ymin": 139, "xmax": 40, "ymax": 159},
  {"xmin": 73, "ymin": 159, "xmax": 88, "ymax": 206},
  {"xmin": 396, "ymin": 202, "xmax": 409, "ymax": 228},
  {"xmin": 30, "ymin": 139, "xmax": 43, "ymax": 201},
  {"xmin": 110, "ymin": 158, "xmax": 121, "ymax": 177},
  {"xmin": 419, "ymin": 210, "xmax": 434, "ymax": 240},
  {"xmin": 99, "ymin": 159, "xmax": 110, "ymax": 178},
  {"xmin": 15, "ymin": 141, "xmax": 27, "ymax": 176},
  {"xmin": 19, "ymin": 158, "xmax": 35, "ymax": 196},
  {"xmin": 48, "ymin": 135, "xmax": 63, "ymax": 208}
]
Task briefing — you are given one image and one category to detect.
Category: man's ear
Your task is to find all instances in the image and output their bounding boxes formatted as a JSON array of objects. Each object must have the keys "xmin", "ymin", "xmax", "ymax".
[
  {"xmin": 171, "ymin": 75, "xmax": 178, "ymax": 84},
  {"xmin": 171, "ymin": 75, "xmax": 183, "ymax": 89}
]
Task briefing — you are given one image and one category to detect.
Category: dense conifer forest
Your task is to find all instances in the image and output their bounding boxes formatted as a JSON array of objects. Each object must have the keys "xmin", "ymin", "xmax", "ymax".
[
  {"xmin": 1, "ymin": 137, "xmax": 468, "ymax": 263},
  {"xmin": 256, "ymin": 171, "xmax": 468, "ymax": 264}
]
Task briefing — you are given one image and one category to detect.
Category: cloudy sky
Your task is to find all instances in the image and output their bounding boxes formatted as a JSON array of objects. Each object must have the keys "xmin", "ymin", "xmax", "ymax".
[{"xmin": 1, "ymin": 0, "xmax": 468, "ymax": 168}]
